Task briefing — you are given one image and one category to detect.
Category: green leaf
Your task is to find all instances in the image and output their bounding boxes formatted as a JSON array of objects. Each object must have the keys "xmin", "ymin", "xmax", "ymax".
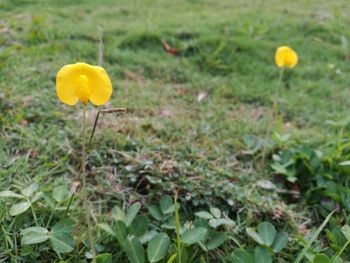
[
  {"xmin": 231, "ymin": 249, "xmax": 254, "ymax": 263},
  {"xmin": 254, "ymin": 247, "xmax": 272, "ymax": 263},
  {"xmin": 195, "ymin": 211, "xmax": 214, "ymax": 220},
  {"xmin": 160, "ymin": 196, "xmax": 174, "ymax": 214},
  {"xmin": 210, "ymin": 207, "xmax": 221, "ymax": 219},
  {"xmin": 125, "ymin": 235, "xmax": 145, "ymax": 263},
  {"xmin": 21, "ymin": 183, "xmax": 38, "ymax": 197},
  {"xmin": 50, "ymin": 233, "xmax": 75, "ymax": 253},
  {"xmin": 148, "ymin": 205, "xmax": 163, "ymax": 220},
  {"xmin": 51, "ymin": 219, "xmax": 75, "ymax": 235},
  {"xmin": 182, "ymin": 227, "xmax": 207, "ymax": 245},
  {"xmin": 139, "ymin": 230, "xmax": 158, "ymax": 244},
  {"xmin": 115, "ymin": 220, "xmax": 128, "ymax": 248},
  {"xmin": 96, "ymin": 253, "xmax": 113, "ymax": 263},
  {"xmin": 270, "ymin": 163, "xmax": 288, "ymax": 175},
  {"xmin": 130, "ymin": 216, "xmax": 149, "ymax": 237},
  {"xmin": 97, "ymin": 223, "xmax": 116, "ymax": 237},
  {"xmin": 246, "ymin": 228, "xmax": 263, "ymax": 245},
  {"xmin": 0, "ymin": 190, "xmax": 24, "ymax": 199},
  {"xmin": 341, "ymin": 225, "xmax": 350, "ymax": 241},
  {"xmin": 50, "ymin": 219, "xmax": 75, "ymax": 254},
  {"xmin": 21, "ymin": 226, "xmax": 48, "ymax": 236},
  {"xmin": 166, "ymin": 254, "xmax": 177, "ymax": 263},
  {"xmin": 52, "ymin": 186, "xmax": 70, "ymax": 203},
  {"xmin": 112, "ymin": 206, "xmax": 125, "ymax": 222},
  {"xmin": 313, "ymin": 254, "xmax": 331, "ymax": 263},
  {"xmin": 206, "ymin": 232, "xmax": 226, "ymax": 250},
  {"xmin": 10, "ymin": 201, "xmax": 31, "ymax": 216},
  {"xmin": 272, "ymin": 232, "xmax": 288, "ymax": 253},
  {"xmin": 161, "ymin": 216, "xmax": 176, "ymax": 230},
  {"xmin": 21, "ymin": 227, "xmax": 49, "ymax": 245},
  {"xmin": 208, "ymin": 218, "xmax": 234, "ymax": 228},
  {"xmin": 258, "ymin": 222, "xmax": 276, "ymax": 246},
  {"xmin": 31, "ymin": 192, "xmax": 42, "ymax": 203},
  {"xmin": 147, "ymin": 233, "xmax": 170, "ymax": 263},
  {"xmin": 295, "ymin": 209, "xmax": 336, "ymax": 263},
  {"xmin": 125, "ymin": 202, "xmax": 141, "ymax": 227},
  {"xmin": 339, "ymin": 161, "xmax": 350, "ymax": 166}
]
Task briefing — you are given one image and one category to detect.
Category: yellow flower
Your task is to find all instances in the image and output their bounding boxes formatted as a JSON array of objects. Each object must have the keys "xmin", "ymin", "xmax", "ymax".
[
  {"xmin": 275, "ymin": 46, "xmax": 298, "ymax": 68},
  {"xmin": 56, "ymin": 62, "xmax": 112, "ymax": 106}
]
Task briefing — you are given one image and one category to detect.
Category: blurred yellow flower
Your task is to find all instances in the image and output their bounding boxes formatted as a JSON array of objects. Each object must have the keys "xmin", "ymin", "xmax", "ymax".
[
  {"xmin": 275, "ymin": 46, "xmax": 298, "ymax": 68},
  {"xmin": 56, "ymin": 62, "xmax": 112, "ymax": 106}
]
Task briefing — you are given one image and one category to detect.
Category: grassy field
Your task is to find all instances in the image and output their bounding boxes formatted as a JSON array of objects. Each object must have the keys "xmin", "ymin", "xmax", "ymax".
[{"xmin": 2, "ymin": 0, "xmax": 350, "ymax": 262}]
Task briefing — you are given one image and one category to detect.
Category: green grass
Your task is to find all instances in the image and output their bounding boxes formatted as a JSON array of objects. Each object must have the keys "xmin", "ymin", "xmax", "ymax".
[{"xmin": 2, "ymin": 0, "xmax": 350, "ymax": 262}]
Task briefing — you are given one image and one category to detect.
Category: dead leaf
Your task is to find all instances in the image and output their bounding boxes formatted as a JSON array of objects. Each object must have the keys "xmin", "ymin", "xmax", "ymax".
[
  {"xmin": 197, "ymin": 91, "xmax": 207, "ymax": 102},
  {"xmin": 161, "ymin": 39, "xmax": 181, "ymax": 56},
  {"xmin": 124, "ymin": 70, "xmax": 144, "ymax": 81}
]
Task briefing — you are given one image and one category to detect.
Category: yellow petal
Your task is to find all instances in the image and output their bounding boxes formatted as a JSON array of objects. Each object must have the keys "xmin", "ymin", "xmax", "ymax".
[
  {"xmin": 81, "ymin": 65, "xmax": 113, "ymax": 106},
  {"xmin": 56, "ymin": 64, "xmax": 81, "ymax": 105},
  {"xmin": 56, "ymin": 62, "xmax": 112, "ymax": 106},
  {"xmin": 275, "ymin": 46, "xmax": 298, "ymax": 68}
]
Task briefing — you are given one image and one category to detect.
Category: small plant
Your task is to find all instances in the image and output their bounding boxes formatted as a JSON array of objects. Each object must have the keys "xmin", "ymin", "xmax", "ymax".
[
  {"xmin": 98, "ymin": 201, "xmax": 172, "ymax": 263},
  {"xmin": 261, "ymin": 45, "xmax": 298, "ymax": 165},
  {"xmin": 55, "ymin": 39, "xmax": 114, "ymax": 262},
  {"xmin": 244, "ymin": 221, "xmax": 288, "ymax": 263},
  {"xmin": 97, "ymin": 195, "xmax": 235, "ymax": 263},
  {"xmin": 0, "ymin": 183, "xmax": 75, "ymax": 261},
  {"xmin": 0, "ymin": 183, "xmax": 42, "ymax": 223}
]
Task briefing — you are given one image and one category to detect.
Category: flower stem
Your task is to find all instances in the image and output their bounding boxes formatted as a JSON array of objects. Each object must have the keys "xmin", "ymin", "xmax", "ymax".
[
  {"xmin": 174, "ymin": 192, "xmax": 182, "ymax": 263},
  {"xmin": 64, "ymin": 192, "xmax": 75, "ymax": 217},
  {"xmin": 82, "ymin": 106, "xmax": 96, "ymax": 263},
  {"xmin": 261, "ymin": 67, "xmax": 285, "ymax": 168},
  {"xmin": 88, "ymin": 107, "xmax": 101, "ymax": 147},
  {"xmin": 273, "ymin": 67, "xmax": 285, "ymax": 117},
  {"xmin": 29, "ymin": 201, "xmax": 38, "ymax": 226},
  {"xmin": 88, "ymin": 38, "xmax": 104, "ymax": 147},
  {"xmin": 46, "ymin": 204, "xmax": 57, "ymax": 228}
]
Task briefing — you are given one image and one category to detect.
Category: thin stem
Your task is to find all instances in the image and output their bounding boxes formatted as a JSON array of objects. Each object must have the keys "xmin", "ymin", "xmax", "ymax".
[
  {"xmin": 261, "ymin": 67, "xmax": 285, "ymax": 168},
  {"xmin": 174, "ymin": 193, "xmax": 182, "ymax": 263},
  {"xmin": 30, "ymin": 201, "xmax": 39, "ymax": 226},
  {"xmin": 88, "ymin": 38, "xmax": 104, "ymax": 147},
  {"xmin": 82, "ymin": 106, "xmax": 96, "ymax": 263},
  {"xmin": 46, "ymin": 204, "xmax": 57, "ymax": 228},
  {"xmin": 88, "ymin": 108, "xmax": 101, "ymax": 146},
  {"xmin": 64, "ymin": 192, "xmax": 75, "ymax": 217},
  {"xmin": 2, "ymin": 226, "xmax": 9, "ymax": 251},
  {"xmin": 331, "ymin": 239, "xmax": 350, "ymax": 263},
  {"xmin": 273, "ymin": 67, "xmax": 285, "ymax": 117}
]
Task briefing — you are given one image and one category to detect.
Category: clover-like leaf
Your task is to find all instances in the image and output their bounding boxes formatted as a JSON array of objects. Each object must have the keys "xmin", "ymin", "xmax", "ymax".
[
  {"xmin": 147, "ymin": 233, "xmax": 170, "ymax": 263},
  {"xmin": 10, "ymin": 201, "xmax": 31, "ymax": 216},
  {"xmin": 182, "ymin": 227, "xmax": 207, "ymax": 245}
]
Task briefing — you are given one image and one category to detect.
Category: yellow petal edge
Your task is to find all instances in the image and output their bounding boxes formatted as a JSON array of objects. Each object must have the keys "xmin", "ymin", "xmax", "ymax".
[{"xmin": 56, "ymin": 62, "xmax": 112, "ymax": 106}]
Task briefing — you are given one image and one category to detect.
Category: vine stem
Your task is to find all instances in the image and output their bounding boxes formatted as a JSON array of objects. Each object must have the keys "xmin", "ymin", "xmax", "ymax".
[
  {"xmin": 82, "ymin": 106, "xmax": 96, "ymax": 263},
  {"xmin": 261, "ymin": 67, "xmax": 285, "ymax": 168},
  {"xmin": 174, "ymin": 192, "xmax": 182, "ymax": 263}
]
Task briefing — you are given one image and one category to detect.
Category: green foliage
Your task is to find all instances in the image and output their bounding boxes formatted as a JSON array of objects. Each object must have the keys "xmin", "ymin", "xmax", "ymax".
[
  {"xmin": 20, "ymin": 218, "xmax": 75, "ymax": 254},
  {"xmin": 245, "ymin": 221, "xmax": 288, "ymax": 261},
  {"xmin": 147, "ymin": 233, "xmax": 171, "ymax": 263}
]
